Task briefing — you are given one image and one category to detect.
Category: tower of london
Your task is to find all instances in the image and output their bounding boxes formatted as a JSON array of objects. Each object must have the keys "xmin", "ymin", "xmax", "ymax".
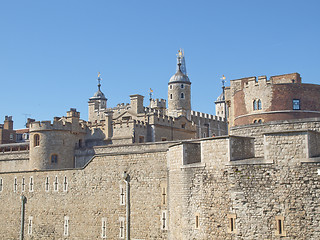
[{"xmin": 0, "ymin": 50, "xmax": 320, "ymax": 239}]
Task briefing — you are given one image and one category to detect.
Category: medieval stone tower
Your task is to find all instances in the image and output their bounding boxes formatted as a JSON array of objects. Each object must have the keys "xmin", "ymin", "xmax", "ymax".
[
  {"xmin": 88, "ymin": 73, "xmax": 107, "ymax": 123},
  {"xmin": 168, "ymin": 50, "xmax": 191, "ymax": 120}
]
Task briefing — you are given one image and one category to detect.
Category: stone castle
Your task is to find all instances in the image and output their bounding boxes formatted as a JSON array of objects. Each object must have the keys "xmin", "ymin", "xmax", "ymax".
[{"xmin": 0, "ymin": 50, "xmax": 320, "ymax": 239}]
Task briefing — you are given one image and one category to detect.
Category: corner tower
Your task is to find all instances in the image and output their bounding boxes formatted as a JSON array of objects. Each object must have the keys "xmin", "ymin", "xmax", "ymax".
[
  {"xmin": 168, "ymin": 50, "xmax": 191, "ymax": 119},
  {"xmin": 88, "ymin": 73, "xmax": 107, "ymax": 122}
]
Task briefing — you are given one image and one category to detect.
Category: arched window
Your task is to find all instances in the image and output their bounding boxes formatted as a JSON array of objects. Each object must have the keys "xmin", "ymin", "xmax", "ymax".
[
  {"xmin": 253, "ymin": 100, "xmax": 257, "ymax": 110},
  {"xmin": 258, "ymin": 119, "xmax": 262, "ymax": 123},
  {"xmin": 51, "ymin": 154, "xmax": 58, "ymax": 164},
  {"xmin": 34, "ymin": 134, "xmax": 40, "ymax": 147},
  {"xmin": 181, "ymin": 84, "xmax": 184, "ymax": 89},
  {"xmin": 181, "ymin": 93, "xmax": 184, "ymax": 99},
  {"xmin": 258, "ymin": 99, "xmax": 262, "ymax": 110},
  {"xmin": 253, "ymin": 120, "xmax": 257, "ymax": 124}
]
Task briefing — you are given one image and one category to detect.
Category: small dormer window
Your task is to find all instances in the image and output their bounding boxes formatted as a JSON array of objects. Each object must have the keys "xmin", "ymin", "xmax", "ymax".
[
  {"xmin": 181, "ymin": 93, "xmax": 184, "ymax": 99},
  {"xmin": 181, "ymin": 84, "xmax": 184, "ymax": 89},
  {"xmin": 293, "ymin": 99, "xmax": 300, "ymax": 110}
]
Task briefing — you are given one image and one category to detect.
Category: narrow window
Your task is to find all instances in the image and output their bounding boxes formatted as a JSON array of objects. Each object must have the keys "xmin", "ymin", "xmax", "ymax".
[
  {"xmin": 253, "ymin": 100, "xmax": 257, "ymax": 110},
  {"xmin": 10, "ymin": 133, "xmax": 14, "ymax": 140},
  {"xmin": 34, "ymin": 134, "xmax": 40, "ymax": 147},
  {"xmin": 202, "ymin": 132, "xmax": 206, "ymax": 138},
  {"xmin": 51, "ymin": 154, "xmax": 58, "ymax": 164},
  {"xmin": 293, "ymin": 99, "xmax": 300, "ymax": 110},
  {"xmin": 275, "ymin": 216, "xmax": 286, "ymax": 236},
  {"xmin": 29, "ymin": 177, "xmax": 33, "ymax": 192},
  {"xmin": 14, "ymin": 177, "xmax": 17, "ymax": 192},
  {"xmin": 28, "ymin": 216, "xmax": 33, "ymax": 236},
  {"xmin": 161, "ymin": 184, "xmax": 167, "ymax": 205},
  {"xmin": 54, "ymin": 176, "xmax": 58, "ymax": 191},
  {"xmin": 170, "ymin": 94, "xmax": 172, "ymax": 99},
  {"xmin": 181, "ymin": 84, "xmax": 184, "ymax": 89},
  {"xmin": 0, "ymin": 178, "xmax": 3, "ymax": 192},
  {"xmin": 161, "ymin": 210, "xmax": 167, "ymax": 230},
  {"xmin": 45, "ymin": 177, "xmax": 49, "ymax": 192},
  {"xmin": 181, "ymin": 92, "xmax": 184, "ymax": 99},
  {"xmin": 195, "ymin": 213, "xmax": 200, "ymax": 229},
  {"xmin": 169, "ymin": 85, "xmax": 172, "ymax": 89},
  {"xmin": 119, "ymin": 217, "xmax": 125, "ymax": 239},
  {"xmin": 120, "ymin": 185, "xmax": 125, "ymax": 205},
  {"xmin": 227, "ymin": 214, "xmax": 236, "ymax": 233},
  {"xmin": 22, "ymin": 177, "xmax": 25, "ymax": 192},
  {"xmin": 63, "ymin": 176, "xmax": 68, "ymax": 192},
  {"xmin": 101, "ymin": 218, "xmax": 107, "ymax": 238},
  {"xmin": 258, "ymin": 99, "xmax": 262, "ymax": 110},
  {"xmin": 181, "ymin": 123, "xmax": 186, "ymax": 129},
  {"xmin": 64, "ymin": 216, "xmax": 69, "ymax": 236}
]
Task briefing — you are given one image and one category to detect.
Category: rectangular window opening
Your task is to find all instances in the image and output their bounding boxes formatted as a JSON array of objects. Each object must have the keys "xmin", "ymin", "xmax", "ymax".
[
  {"xmin": 161, "ymin": 210, "xmax": 167, "ymax": 230},
  {"xmin": 101, "ymin": 218, "xmax": 107, "ymax": 239},
  {"xmin": 14, "ymin": 177, "xmax": 17, "ymax": 192},
  {"xmin": 227, "ymin": 214, "xmax": 236, "ymax": 233},
  {"xmin": 22, "ymin": 177, "xmax": 25, "ymax": 192},
  {"xmin": 0, "ymin": 178, "xmax": 3, "ymax": 192},
  {"xmin": 293, "ymin": 99, "xmax": 300, "ymax": 110},
  {"xmin": 63, "ymin": 176, "xmax": 68, "ymax": 192},
  {"xmin": 64, "ymin": 216, "xmax": 69, "ymax": 236},
  {"xmin": 195, "ymin": 214, "xmax": 200, "ymax": 229},
  {"xmin": 29, "ymin": 177, "xmax": 34, "ymax": 192},
  {"xmin": 120, "ymin": 185, "xmax": 126, "ymax": 205},
  {"xmin": 45, "ymin": 177, "xmax": 49, "ymax": 192},
  {"xmin": 119, "ymin": 217, "xmax": 125, "ymax": 239},
  {"xmin": 28, "ymin": 216, "xmax": 33, "ymax": 235},
  {"xmin": 54, "ymin": 176, "xmax": 58, "ymax": 192},
  {"xmin": 275, "ymin": 216, "xmax": 286, "ymax": 236}
]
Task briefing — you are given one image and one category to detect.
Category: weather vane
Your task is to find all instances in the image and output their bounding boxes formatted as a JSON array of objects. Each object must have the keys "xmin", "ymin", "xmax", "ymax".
[
  {"xmin": 221, "ymin": 75, "xmax": 226, "ymax": 88},
  {"xmin": 97, "ymin": 72, "xmax": 102, "ymax": 90},
  {"xmin": 148, "ymin": 88, "xmax": 153, "ymax": 104}
]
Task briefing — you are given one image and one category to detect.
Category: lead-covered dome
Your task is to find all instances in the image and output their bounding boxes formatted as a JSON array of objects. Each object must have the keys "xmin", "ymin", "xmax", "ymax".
[
  {"xmin": 169, "ymin": 67, "xmax": 190, "ymax": 84},
  {"xmin": 90, "ymin": 89, "xmax": 106, "ymax": 100}
]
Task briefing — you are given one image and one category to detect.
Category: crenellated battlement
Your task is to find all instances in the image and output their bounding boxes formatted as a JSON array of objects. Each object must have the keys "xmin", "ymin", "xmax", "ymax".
[
  {"xmin": 230, "ymin": 73, "xmax": 301, "ymax": 92},
  {"xmin": 150, "ymin": 98, "xmax": 166, "ymax": 109},
  {"xmin": 191, "ymin": 110, "xmax": 224, "ymax": 122},
  {"xmin": 30, "ymin": 120, "xmax": 73, "ymax": 132}
]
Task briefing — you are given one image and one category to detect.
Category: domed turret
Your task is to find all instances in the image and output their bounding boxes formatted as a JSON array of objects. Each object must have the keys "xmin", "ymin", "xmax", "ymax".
[
  {"xmin": 167, "ymin": 50, "xmax": 191, "ymax": 119},
  {"xmin": 88, "ymin": 73, "xmax": 107, "ymax": 122}
]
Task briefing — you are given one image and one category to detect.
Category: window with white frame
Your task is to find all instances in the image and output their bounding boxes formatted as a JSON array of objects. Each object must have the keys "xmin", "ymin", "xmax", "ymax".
[
  {"xmin": 63, "ymin": 176, "xmax": 68, "ymax": 192},
  {"xmin": 120, "ymin": 184, "xmax": 125, "ymax": 205},
  {"xmin": 119, "ymin": 217, "xmax": 125, "ymax": 239},
  {"xmin": 101, "ymin": 218, "xmax": 107, "ymax": 238},
  {"xmin": 54, "ymin": 176, "xmax": 58, "ymax": 191},
  {"xmin": 27, "ymin": 216, "xmax": 33, "ymax": 235},
  {"xmin": 161, "ymin": 210, "xmax": 168, "ymax": 230},
  {"xmin": 160, "ymin": 183, "xmax": 167, "ymax": 205},
  {"xmin": 14, "ymin": 177, "xmax": 17, "ymax": 192},
  {"xmin": 64, "ymin": 216, "xmax": 69, "ymax": 236},
  {"xmin": 29, "ymin": 177, "xmax": 34, "ymax": 192},
  {"xmin": 0, "ymin": 178, "xmax": 3, "ymax": 192},
  {"xmin": 22, "ymin": 177, "xmax": 25, "ymax": 192},
  {"xmin": 45, "ymin": 177, "xmax": 49, "ymax": 192}
]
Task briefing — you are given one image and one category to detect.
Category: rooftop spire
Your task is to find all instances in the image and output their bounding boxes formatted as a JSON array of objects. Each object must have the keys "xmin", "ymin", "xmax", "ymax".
[
  {"xmin": 176, "ymin": 49, "xmax": 187, "ymax": 75},
  {"xmin": 97, "ymin": 72, "xmax": 102, "ymax": 91}
]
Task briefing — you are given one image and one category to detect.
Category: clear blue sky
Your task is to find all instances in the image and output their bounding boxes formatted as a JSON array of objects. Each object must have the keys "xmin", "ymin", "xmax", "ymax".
[{"xmin": 1, "ymin": 0, "xmax": 320, "ymax": 129}]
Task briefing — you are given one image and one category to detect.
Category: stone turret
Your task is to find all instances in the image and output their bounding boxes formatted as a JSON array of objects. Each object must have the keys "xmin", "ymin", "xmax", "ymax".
[
  {"xmin": 168, "ymin": 50, "xmax": 191, "ymax": 120},
  {"xmin": 29, "ymin": 109, "xmax": 86, "ymax": 170},
  {"xmin": 88, "ymin": 74, "xmax": 107, "ymax": 123}
]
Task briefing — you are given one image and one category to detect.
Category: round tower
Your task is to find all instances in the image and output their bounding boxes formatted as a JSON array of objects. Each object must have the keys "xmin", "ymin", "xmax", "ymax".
[
  {"xmin": 168, "ymin": 50, "xmax": 191, "ymax": 119},
  {"xmin": 88, "ymin": 73, "xmax": 107, "ymax": 123}
]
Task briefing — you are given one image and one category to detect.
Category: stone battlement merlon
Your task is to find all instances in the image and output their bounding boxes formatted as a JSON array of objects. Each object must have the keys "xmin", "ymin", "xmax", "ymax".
[{"xmin": 29, "ymin": 120, "xmax": 73, "ymax": 132}]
